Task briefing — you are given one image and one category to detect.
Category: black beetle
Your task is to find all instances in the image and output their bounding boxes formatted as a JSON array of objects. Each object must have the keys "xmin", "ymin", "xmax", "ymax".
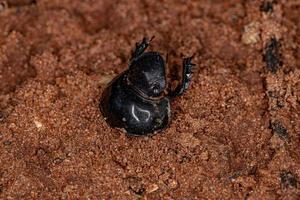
[{"xmin": 100, "ymin": 37, "xmax": 195, "ymax": 136}]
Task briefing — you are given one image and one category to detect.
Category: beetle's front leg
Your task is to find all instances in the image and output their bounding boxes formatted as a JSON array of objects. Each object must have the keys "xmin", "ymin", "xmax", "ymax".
[
  {"xmin": 130, "ymin": 36, "xmax": 155, "ymax": 61},
  {"xmin": 169, "ymin": 55, "xmax": 196, "ymax": 98}
]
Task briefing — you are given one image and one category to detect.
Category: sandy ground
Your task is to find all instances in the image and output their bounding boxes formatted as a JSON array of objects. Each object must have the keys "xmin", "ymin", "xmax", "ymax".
[{"xmin": 0, "ymin": 0, "xmax": 299, "ymax": 199}]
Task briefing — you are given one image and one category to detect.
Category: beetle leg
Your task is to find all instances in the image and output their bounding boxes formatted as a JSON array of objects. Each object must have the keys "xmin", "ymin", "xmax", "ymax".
[
  {"xmin": 131, "ymin": 36, "xmax": 155, "ymax": 61},
  {"xmin": 169, "ymin": 55, "xmax": 196, "ymax": 98}
]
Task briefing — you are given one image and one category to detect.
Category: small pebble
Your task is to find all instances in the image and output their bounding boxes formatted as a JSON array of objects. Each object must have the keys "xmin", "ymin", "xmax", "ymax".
[
  {"xmin": 242, "ymin": 22, "xmax": 261, "ymax": 45},
  {"xmin": 53, "ymin": 158, "xmax": 64, "ymax": 164},
  {"xmin": 34, "ymin": 119, "xmax": 44, "ymax": 130},
  {"xmin": 146, "ymin": 183, "xmax": 159, "ymax": 193},
  {"xmin": 36, "ymin": 148, "xmax": 46, "ymax": 156},
  {"xmin": 167, "ymin": 179, "xmax": 179, "ymax": 189}
]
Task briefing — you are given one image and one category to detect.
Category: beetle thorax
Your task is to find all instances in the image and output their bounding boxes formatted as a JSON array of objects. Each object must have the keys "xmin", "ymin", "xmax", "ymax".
[{"xmin": 127, "ymin": 52, "xmax": 166, "ymax": 98}]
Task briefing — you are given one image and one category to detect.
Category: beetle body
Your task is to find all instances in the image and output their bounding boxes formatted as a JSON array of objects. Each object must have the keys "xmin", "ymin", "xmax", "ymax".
[
  {"xmin": 101, "ymin": 71, "xmax": 171, "ymax": 136},
  {"xmin": 100, "ymin": 37, "xmax": 195, "ymax": 136}
]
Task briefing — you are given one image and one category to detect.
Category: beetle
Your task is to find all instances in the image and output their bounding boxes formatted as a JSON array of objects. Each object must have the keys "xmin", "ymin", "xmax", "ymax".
[{"xmin": 100, "ymin": 37, "xmax": 195, "ymax": 136}]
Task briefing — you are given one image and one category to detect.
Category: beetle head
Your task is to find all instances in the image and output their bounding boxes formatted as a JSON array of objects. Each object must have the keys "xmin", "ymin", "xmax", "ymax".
[{"xmin": 128, "ymin": 52, "xmax": 166, "ymax": 97}]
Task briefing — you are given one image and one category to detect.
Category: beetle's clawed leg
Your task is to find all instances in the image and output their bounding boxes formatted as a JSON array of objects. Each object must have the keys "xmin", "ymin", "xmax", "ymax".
[
  {"xmin": 131, "ymin": 36, "xmax": 155, "ymax": 61},
  {"xmin": 169, "ymin": 55, "xmax": 196, "ymax": 98}
]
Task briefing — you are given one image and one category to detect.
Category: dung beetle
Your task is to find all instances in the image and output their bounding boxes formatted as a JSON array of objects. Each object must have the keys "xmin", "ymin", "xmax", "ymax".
[{"xmin": 100, "ymin": 37, "xmax": 196, "ymax": 136}]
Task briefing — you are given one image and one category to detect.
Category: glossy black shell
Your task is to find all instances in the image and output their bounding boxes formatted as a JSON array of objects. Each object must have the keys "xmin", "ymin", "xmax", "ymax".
[
  {"xmin": 100, "ymin": 72, "xmax": 171, "ymax": 136},
  {"xmin": 128, "ymin": 52, "xmax": 166, "ymax": 97}
]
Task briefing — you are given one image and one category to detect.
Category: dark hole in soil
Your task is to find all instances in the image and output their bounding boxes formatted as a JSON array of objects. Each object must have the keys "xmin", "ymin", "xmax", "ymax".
[
  {"xmin": 260, "ymin": 1, "xmax": 277, "ymax": 13},
  {"xmin": 263, "ymin": 37, "xmax": 282, "ymax": 73},
  {"xmin": 6, "ymin": 0, "xmax": 36, "ymax": 8},
  {"xmin": 280, "ymin": 171, "xmax": 298, "ymax": 189},
  {"xmin": 269, "ymin": 121, "xmax": 290, "ymax": 141}
]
